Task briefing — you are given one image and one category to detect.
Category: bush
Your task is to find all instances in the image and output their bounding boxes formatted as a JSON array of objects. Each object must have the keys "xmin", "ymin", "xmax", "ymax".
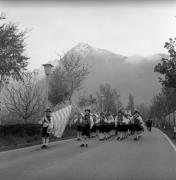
[{"xmin": 0, "ymin": 124, "xmax": 76, "ymax": 138}]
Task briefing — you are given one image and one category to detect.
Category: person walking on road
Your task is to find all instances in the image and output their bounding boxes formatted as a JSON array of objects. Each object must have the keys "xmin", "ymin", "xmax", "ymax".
[
  {"xmin": 146, "ymin": 118, "xmax": 153, "ymax": 132},
  {"xmin": 80, "ymin": 109, "xmax": 92, "ymax": 147},
  {"xmin": 38, "ymin": 108, "xmax": 53, "ymax": 148},
  {"xmin": 116, "ymin": 110, "xmax": 124, "ymax": 141},
  {"xmin": 132, "ymin": 110, "xmax": 144, "ymax": 141}
]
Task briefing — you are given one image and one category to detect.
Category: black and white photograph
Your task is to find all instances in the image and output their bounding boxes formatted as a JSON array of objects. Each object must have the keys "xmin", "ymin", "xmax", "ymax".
[{"xmin": 0, "ymin": 0, "xmax": 176, "ymax": 179}]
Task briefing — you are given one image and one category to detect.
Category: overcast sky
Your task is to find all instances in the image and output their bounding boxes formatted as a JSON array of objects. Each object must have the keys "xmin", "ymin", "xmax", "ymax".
[{"xmin": 1, "ymin": 1, "xmax": 176, "ymax": 70}]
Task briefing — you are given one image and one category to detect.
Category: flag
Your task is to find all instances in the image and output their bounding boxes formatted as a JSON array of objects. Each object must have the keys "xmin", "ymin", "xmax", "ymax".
[{"xmin": 51, "ymin": 105, "xmax": 72, "ymax": 138}]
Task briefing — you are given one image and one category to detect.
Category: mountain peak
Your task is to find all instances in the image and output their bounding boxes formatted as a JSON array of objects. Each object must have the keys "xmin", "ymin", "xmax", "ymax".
[
  {"xmin": 69, "ymin": 42, "xmax": 93, "ymax": 57},
  {"xmin": 72, "ymin": 42, "xmax": 93, "ymax": 52},
  {"xmin": 75, "ymin": 42, "xmax": 92, "ymax": 49}
]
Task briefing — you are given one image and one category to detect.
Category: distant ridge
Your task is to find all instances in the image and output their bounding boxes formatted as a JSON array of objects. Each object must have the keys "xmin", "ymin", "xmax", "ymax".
[{"xmin": 34, "ymin": 42, "xmax": 166, "ymax": 105}]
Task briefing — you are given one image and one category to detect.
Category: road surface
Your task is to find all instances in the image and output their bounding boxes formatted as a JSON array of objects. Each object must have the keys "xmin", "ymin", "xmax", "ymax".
[{"xmin": 0, "ymin": 128, "xmax": 175, "ymax": 180}]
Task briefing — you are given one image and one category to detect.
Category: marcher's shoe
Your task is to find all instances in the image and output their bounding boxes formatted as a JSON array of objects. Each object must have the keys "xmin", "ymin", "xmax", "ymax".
[
  {"xmin": 80, "ymin": 144, "xmax": 84, "ymax": 147},
  {"xmin": 85, "ymin": 144, "xmax": 88, "ymax": 147},
  {"xmin": 41, "ymin": 145, "xmax": 47, "ymax": 148},
  {"xmin": 134, "ymin": 137, "xmax": 138, "ymax": 141}
]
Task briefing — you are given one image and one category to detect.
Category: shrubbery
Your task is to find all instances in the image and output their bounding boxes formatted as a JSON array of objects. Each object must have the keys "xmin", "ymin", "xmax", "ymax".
[{"xmin": 0, "ymin": 124, "xmax": 77, "ymax": 147}]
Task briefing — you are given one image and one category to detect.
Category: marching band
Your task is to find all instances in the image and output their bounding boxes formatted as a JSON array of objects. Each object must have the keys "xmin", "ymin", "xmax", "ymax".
[
  {"xmin": 74, "ymin": 108, "xmax": 146, "ymax": 147},
  {"xmin": 39, "ymin": 107, "xmax": 146, "ymax": 148}
]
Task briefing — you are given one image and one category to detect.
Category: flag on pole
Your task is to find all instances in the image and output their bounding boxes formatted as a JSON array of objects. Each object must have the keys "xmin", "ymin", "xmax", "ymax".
[{"xmin": 51, "ymin": 105, "xmax": 72, "ymax": 138}]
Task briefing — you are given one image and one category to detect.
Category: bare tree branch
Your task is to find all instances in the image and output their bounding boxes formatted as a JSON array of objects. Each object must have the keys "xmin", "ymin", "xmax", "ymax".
[{"xmin": 3, "ymin": 72, "xmax": 45, "ymax": 123}]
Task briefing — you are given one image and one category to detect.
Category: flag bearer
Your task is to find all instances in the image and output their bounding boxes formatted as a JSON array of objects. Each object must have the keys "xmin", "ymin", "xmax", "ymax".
[
  {"xmin": 38, "ymin": 108, "xmax": 53, "ymax": 148},
  {"xmin": 80, "ymin": 109, "xmax": 92, "ymax": 147}
]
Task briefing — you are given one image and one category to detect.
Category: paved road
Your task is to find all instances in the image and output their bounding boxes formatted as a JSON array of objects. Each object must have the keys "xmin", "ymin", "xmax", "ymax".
[{"xmin": 0, "ymin": 128, "xmax": 176, "ymax": 180}]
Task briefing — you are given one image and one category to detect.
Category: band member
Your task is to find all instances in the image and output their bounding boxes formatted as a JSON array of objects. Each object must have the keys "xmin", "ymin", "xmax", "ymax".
[
  {"xmin": 114, "ymin": 115, "xmax": 119, "ymax": 136},
  {"xmin": 99, "ymin": 112, "xmax": 106, "ymax": 141},
  {"xmin": 128, "ymin": 114, "xmax": 134, "ymax": 135},
  {"xmin": 117, "ymin": 110, "xmax": 124, "ymax": 140},
  {"xmin": 122, "ymin": 113, "xmax": 130, "ymax": 139},
  {"xmin": 74, "ymin": 113, "xmax": 83, "ymax": 140},
  {"xmin": 91, "ymin": 114, "xmax": 98, "ymax": 138},
  {"xmin": 132, "ymin": 110, "xmax": 144, "ymax": 140},
  {"xmin": 80, "ymin": 109, "xmax": 92, "ymax": 147},
  {"xmin": 104, "ymin": 113, "xmax": 111, "ymax": 139},
  {"xmin": 38, "ymin": 108, "xmax": 53, "ymax": 148},
  {"xmin": 109, "ymin": 114, "xmax": 115, "ymax": 137}
]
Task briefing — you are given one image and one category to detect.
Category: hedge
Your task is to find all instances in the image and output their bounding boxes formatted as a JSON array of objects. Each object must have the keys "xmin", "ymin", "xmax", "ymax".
[{"xmin": 0, "ymin": 124, "xmax": 76, "ymax": 138}]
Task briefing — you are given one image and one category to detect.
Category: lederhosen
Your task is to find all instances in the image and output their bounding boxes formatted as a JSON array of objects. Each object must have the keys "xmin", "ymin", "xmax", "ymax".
[
  {"xmin": 42, "ymin": 116, "xmax": 50, "ymax": 138},
  {"xmin": 107, "ymin": 116, "xmax": 113, "ymax": 132},
  {"xmin": 81, "ymin": 114, "xmax": 90, "ymax": 137},
  {"xmin": 128, "ymin": 120, "xmax": 133, "ymax": 134},
  {"xmin": 117, "ymin": 113, "xmax": 123, "ymax": 132},
  {"xmin": 122, "ymin": 117, "xmax": 129, "ymax": 132}
]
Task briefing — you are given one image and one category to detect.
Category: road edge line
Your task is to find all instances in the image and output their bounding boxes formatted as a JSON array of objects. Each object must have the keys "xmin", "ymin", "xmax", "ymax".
[{"xmin": 158, "ymin": 129, "xmax": 176, "ymax": 153}]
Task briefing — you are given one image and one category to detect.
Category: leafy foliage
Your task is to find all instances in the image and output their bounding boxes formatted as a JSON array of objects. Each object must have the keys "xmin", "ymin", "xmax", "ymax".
[
  {"xmin": 49, "ymin": 52, "xmax": 89, "ymax": 106},
  {"xmin": 154, "ymin": 38, "xmax": 176, "ymax": 88},
  {"xmin": 49, "ymin": 66, "xmax": 70, "ymax": 106},
  {"xmin": 97, "ymin": 83, "xmax": 122, "ymax": 114},
  {"xmin": 0, "ymin": 18, "xmax": 29, "ymax": 86},
  {"xmin": 152, "ymin": 38, "xmax": 176, "ymax": 126}
]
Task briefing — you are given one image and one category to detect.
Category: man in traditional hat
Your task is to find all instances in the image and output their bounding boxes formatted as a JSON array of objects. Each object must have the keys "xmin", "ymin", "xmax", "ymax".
[
  {"xmin": 80, "ymin": 109, "xmax": 92, "ymax": 147},
  {"xmin": 132, "ymin": 110, "xmax": 144, "ymax": 140},
  {"xmin": 38, "ymin": 108, "xmax": 53, "ymax": 148},
  {"xmin": 98, "ymin": 112, "xmax": 108, "ymax": 140}
]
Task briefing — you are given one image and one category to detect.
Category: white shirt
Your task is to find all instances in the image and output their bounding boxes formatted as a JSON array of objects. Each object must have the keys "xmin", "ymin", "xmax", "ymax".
[
  {"xmin": 38, "ymin": 116, "xmax": 53, "ymax": 129},
  {"xmin": 122, "ymin": 116, "xmax": 130, "ymax": 124},
  {"xmin": 109, "ymin": 115, "xmax": 115, "ymax": 123}
]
